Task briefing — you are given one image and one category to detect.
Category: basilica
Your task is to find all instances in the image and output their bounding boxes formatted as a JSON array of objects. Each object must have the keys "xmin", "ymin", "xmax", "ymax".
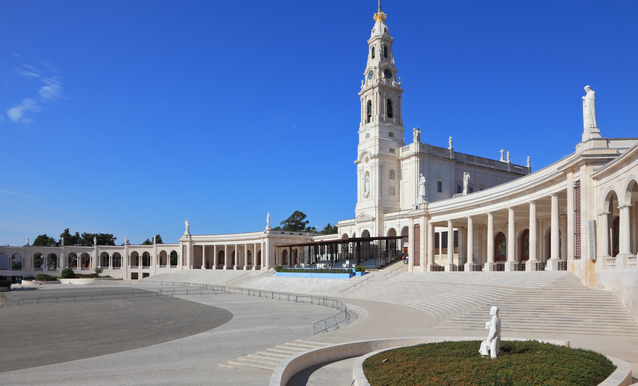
[{"xmin": 1, "ymin": 6, "xmax": 637, "ymax": 318}]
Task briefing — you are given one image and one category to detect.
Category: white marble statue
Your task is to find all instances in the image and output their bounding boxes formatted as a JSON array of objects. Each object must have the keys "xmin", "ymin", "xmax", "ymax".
[
  {"xmin": 479, "ymin": 306, "xmax": 501, "ymax": 358},
  {"xmin": 506, "ymin": 151, "xmax": 510, "ymax": 163},
  {"xmin": 499, "ymin": 149, "xmax": 505, "ymax": 162},
  {"xmin": 26, "ymin": 237, "xmax": 29, "ymax": 246},
  {"xmin": 153, "ymin": 235, "xmax": 156, "ymax": 244},
  {"xmin": 185, "ymin": 220, "xmax": 190, "ymax": 234},
  {"xmin": 61, "ymin": 237, "xmax": 64, "ymax": 246},
  {"xmin": 364, "ymin": 174, "xmax": 370, "ymax": 198},
  {"xmin": 479, "ymin": 321, "xmax": 492, "ymax": 356},
  {"xmin": 488, "ymin": 306, "xmax": 501, "ymax": 359},
  {"xmin": 527, "ymin": 156, "xmax": 531, "ymax": 168},
  {"xmin": 266, "ymin": 212, "xmax": 272, "ymax": 230},
  {"xmin": 418, "ymin": 173, "xmax": 426, "ymax": 199},
  {"xmin": 448, "ymin": 136, "xmax": 453, "ymax": 149},
  {"xmin": 583, "ymin": 85, "xmax": 597, "ymax": 129},
  {"xmin": 93, "ymin": 236, "xmax": 97, "ymax": 246},
  {"xmin": 413, "ymin": 127, "xmax": 421, "ymax": 143},
  {"xmin": 463, "ymin": 172, "xmax": 470, "ymax": 195}
]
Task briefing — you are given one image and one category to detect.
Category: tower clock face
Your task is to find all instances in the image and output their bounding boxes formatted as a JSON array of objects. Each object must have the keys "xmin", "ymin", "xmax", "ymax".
[
  {"xmin": 368, "ymin": 70, "xmax": 374, "ymax": 80},
  {"xmin": 384, "ymin": 69, "xmax": 392, "ymax": 79}
]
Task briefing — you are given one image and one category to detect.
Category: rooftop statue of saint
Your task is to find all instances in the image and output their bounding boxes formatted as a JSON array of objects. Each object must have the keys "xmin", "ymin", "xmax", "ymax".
[
  {"xmin": 184, "ymin": 219, "xmax": 191, "ymax": 236},
  {"xmin": 582, "ymin": 85, "xmax": 597, "ymax": 129},
  {"xmin": 463, "ymin": 172, "xmax": 470, "ymax": 195},
  {"xmin": 266, "ymin": 212, "xmax": 272, "ymax": 230},
  {"xmin": 413, "ymin": 127, "xmax": 421, "ymax": 144}
]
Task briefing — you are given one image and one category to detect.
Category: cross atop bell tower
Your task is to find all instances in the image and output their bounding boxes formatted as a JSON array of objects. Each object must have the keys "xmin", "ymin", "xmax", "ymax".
[{"xmin": 355, "ymin": 3, "xmax": 405, "ymax": 226}]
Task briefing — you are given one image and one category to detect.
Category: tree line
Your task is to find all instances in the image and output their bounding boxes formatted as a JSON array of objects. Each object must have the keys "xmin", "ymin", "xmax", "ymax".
[
  {"xmin": 272, "ymin": 211, "xmax": 338, "ymax": 235},
  {"xmin": 32, "ymin": 229, "xmax": 163, "ymax": 247}
]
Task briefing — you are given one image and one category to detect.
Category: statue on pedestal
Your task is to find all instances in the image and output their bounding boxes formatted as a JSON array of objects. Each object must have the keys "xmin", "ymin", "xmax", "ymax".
[
  {"xmin": 418, "ymin": 173, "xmax": 426, "ymax": 201},
  {"xmin": 463, "ymin": 172, "xmax": 470, "ymax": 195},
  {"xmin": 93, "ymin": 236, "xmax": 97, "ymax": 246},
  {"xmin": 364, "ymin": 174, "xmax": 371, "ymax": 198},
  {"xmin": 499, "ymin": 149, "xmax": 505, "ymax": 162},
  {"xmin": 582, "ymin": 85, "xmax": 597, "ymax": 129},
  {"xmin": 413, "ymin": 127, "xmax": 421, "ymax": 144},
  {"xmin": 266, "ymin": 212, "xmax": 272, "ymax": 230},
  {"xmin": 184, "ymin": 220, "xmax": 191, "ymax": 236}
]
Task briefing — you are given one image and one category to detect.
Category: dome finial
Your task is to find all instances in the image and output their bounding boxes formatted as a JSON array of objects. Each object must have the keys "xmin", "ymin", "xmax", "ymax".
[{"xmin": 374, "ymin": 0, "xmax": 386, "ymax": 22}]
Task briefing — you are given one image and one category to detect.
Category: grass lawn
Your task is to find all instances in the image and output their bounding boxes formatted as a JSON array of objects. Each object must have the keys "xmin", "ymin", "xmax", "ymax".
[{"xmin": 362, "ymin": 340, "xmax": 615, "ymax": 386}]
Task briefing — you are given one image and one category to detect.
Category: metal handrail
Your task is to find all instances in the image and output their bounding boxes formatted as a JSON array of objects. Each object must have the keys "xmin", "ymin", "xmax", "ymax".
[{"xmin": 340, "ymin": 275, "xmax": 374, "ymax": 296}]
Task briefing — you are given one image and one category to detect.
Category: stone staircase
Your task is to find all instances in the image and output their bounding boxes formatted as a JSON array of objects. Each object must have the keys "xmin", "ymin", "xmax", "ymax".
[
  {"xmin": 438, "ymin": 273, "xmax": 638, "ymax": 336},
  {"xmin": 219, "ymin": 340, "xmax": 329, "ymax": 373}
]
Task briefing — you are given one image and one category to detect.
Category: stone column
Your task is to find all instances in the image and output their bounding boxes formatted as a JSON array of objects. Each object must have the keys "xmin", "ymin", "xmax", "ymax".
[
  {"xmin": 420, "ymin": 216, "xmax": 427, "ymax": 272},
  {"xmin": 408, "ymin": 218, "xmax": 414, "ymax": 271},
  {"xmin": 252, "ymin": 243, "xmax": 258, "ymax": 270},
  {"xmin": 505, "ymin": 208, "xmax": 516, "ymax": 271},
  {"xmin": 527, "ymin": 201, "xmax": 538, "ymax": 271},
  {"xmin": 223, "ymin": 245, "xmax": 228, "ymax": 270},
  {"xmin": 548, "ymin": 194, "xmax": 560, "ymax": 271},
  {"xmin": 465, "ymin": 216, "xmax": 474, "ymax": 272},
  {"xmin": 445, "ymin": 220, "xmax": 455, "ymax": 271},
  {"xmin": 427, "ymin": 221, "xmax": 435, "ymax": 271},
  {"xmin": 598, "ymin": 211, "xmax": 610, "ymax": 258},
  {"xmin": 213, "ymin": 245, "xmax": 218, "ymax": 270},
  {"xmin": 617, "ymin": 203, "xmax": 633, "ymax": 269},
  {"xmin": 567, "ymin": 175, "xmax": 575, "ymax": 261},
  {"xmin": 485, "ymin": 212, "xmax": 496, "ymax": 271},
  {"xmin": 244, "ymin": 244, "xmax": 249, "ymax": 270},
  {"xmin": 233, "ymin": 244, "xmax": 238, "ymax": 270},
  {"xmin": 560, "ymin": 215, "xmax": 568, "ymax": 261},
  {"xmin": 201, "ymin": 245, "xmax": 207, "ymax": 270}
]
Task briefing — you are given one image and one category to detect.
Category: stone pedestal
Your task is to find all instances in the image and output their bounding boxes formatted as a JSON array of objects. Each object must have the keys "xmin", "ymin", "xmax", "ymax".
[
  {"xmin": 483, "ymin": 262, "xmax": 498, "ymax": 272},
  {"xmin": 503, "ymin": 261, "xmax": 516, "ymax": 271},
  {"xmin": 526, "ymin": 260, "xmax": 539, "ymax": 271},
  {"xmin": 464, "ymin": 262, "xmax": 474, "ymax": 272},
  {"xmin": 445, "ymin": 263, "xmax": 455, "ymax": 272},
  {"xmin": 547, "ymin": 259, "xmax": 561, "ymax": 271}
]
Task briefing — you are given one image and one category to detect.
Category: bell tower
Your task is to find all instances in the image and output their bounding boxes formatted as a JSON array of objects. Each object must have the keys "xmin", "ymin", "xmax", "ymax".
[{"xmin": 354, "ymin": 3, "xmax": 405, "ymax": 234}]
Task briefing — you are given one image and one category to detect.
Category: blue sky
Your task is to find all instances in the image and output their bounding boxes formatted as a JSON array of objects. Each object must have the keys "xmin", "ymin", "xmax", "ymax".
[{"xmin": 1, "ymin": 0, "xmax": 637, "ymax": 246}]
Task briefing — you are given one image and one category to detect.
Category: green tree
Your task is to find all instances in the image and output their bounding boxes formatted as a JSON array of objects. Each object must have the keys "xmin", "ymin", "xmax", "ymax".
[
  {"xmin": 33, "ymin": 234, "xmax": 58, "ymax": 246},
  {"xmin": 320, "ymin": 223, "xmax": 338, "ymax": 235},
  {"xmin": 142, "ymin": 234, "xmax": 163, "ymax": 245},
  {"xmin": 79, "ymin": 232, "xmax": 117, "ymax": 246},
  {"xmin": 279, "ymin": 211, "xmax": 317, "ymax": 233},
  {"xmin": 60, "ymin": 228, "xmax": 81, "ymax": 246}
]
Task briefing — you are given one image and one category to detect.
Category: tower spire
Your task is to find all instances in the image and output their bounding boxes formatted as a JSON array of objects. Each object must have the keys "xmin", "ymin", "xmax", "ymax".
[
  {"xmin": 378, "ymin": 0, "xmax": 382, "ymax": 12},
  {"xmin": 374, "ymin": 1, "xmax": 386, "ymax": 22}
]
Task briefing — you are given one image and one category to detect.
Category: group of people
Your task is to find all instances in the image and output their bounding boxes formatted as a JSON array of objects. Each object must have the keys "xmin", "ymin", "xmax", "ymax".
[{"xmin": 401, "ymin": 253, "xmax": 409, "ymax": 264}]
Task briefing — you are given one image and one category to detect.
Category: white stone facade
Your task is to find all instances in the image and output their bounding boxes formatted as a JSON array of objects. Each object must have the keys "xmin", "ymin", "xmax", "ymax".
[{"xmin": 1, "ymin": 5, "xmax": 637, "ymax": 319}]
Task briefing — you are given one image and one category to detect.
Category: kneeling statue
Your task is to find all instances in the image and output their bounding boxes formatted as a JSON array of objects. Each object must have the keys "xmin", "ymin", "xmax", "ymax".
[{"xmin": 478, "ymin": 306, "xmax": 501, "ymax": 359}]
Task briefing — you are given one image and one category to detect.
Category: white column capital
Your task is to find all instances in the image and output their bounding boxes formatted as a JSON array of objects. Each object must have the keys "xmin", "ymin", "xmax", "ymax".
[{"xmin": 618, "ymin": 203, "xmax": 632, "ymax": 209}]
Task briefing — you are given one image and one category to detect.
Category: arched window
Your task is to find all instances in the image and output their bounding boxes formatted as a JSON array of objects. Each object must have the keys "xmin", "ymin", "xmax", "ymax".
[
  {"xmin": 387, "ymin": 99, "xmax": 393, "ymax": 118},
  {"xmin": 366, "ymin": 100, "xmax": 372, "ymax": 123},
  {"xmin": 389, "ymin": 132, "xmax": 395, "ymax": 137},
  {"xmin": 383, "ymin": 45, "xmax": 388, "ymax": 57},
  {"xmin": 371, "ymin": 47, "xmax": 375, "ymax": 59},
  {"xmin": 389, "ymin": 170, "xmax": 395, "ymax": 180}
]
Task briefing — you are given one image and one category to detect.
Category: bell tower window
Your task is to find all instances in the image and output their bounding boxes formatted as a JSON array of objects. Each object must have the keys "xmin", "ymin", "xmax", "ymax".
[
  {"xmin": 371, "ymin": 47, "xmax": 375, "ymax": 59},
  {"xmin": 383, "ymin": 45, "xmax": 388, "ymax": 58},
  {"xmin": 366, "ymin": 100, "xmax": 372, "ymax": 123},
  {"xmin": 387, "ymin": 99, "xmax": 393, "ymax": 118}
]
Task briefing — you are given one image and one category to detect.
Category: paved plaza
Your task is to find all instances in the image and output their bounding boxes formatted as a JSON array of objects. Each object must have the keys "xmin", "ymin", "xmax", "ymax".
[{"xmin": 2, "ymin": 272, "xmax": 638, "ymax": 385}]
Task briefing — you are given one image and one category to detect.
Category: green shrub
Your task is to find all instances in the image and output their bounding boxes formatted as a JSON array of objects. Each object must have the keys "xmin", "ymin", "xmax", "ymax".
[
  {"xmin": 61, "ymin": 268, "xmax": 76, "ymax": 278},
  {"xmin": 274, "ymin": 265, "xmax": 283, "ymax": 272},
  {"xmin": 22, "ymin": 276, "xmax": 35, "ymax": 280},
  {"xmin": 35, "ymin": 274, "xmax": 57, "ymax": 281},
  {"xmin": 0, "ymin": 280, "xmax": 11, "ymax": 288},
  {"xmin": 354, "ymin": 265, "xmax": 366, "ymax": 272}
]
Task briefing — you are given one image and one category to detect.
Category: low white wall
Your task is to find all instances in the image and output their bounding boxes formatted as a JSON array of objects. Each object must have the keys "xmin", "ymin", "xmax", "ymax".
[{"xmin": 595, "ymin": 270, "xmax": 638, "ymax": 322}]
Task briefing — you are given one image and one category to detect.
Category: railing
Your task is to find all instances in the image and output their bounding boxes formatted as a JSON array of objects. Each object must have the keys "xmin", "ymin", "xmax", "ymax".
[
  {"xmin": 430, "ymin": 265, "xmax": 445, "ymax": 272},
  {"xmin": 558, "ymin": 261, "xmax": 567, "ymax": 271},
  {"xmin": 514, "ymin": 263, "xmax": 526, "ymax": 271},
  {"xmin": 628, "ymin": 256, "xmax": 637, "ymax": 268},
  {"xmin": 142, "ymin": 266, "xmax": 150, "ymax": 269},
  {"xmin": 495, "ymin": 263, "xmax": 505, "ymax": 272},
  {"xmin": 457, "ymin": 265, "xmax": 465, "ymax": 272},
  {"xmin": 225, "ymin": 272, "xmax": 251, "ymax": 284},
  {"xmin": 6, "ymin": 280, "xmax": 352, "ymax": 335},
  {"xmin": 112, "ymin": 266, "xmax": 121, "ymax": 270},
  {"xmin": 340, "ymin": 275, "xmax": 374, "ymax": 296},
  {"xmin": 604, "ymin": 257, "xmax": 616, "ymax": 269},
  {"xmin": 383, "ymin": 265, "xmax": 404, "ymax": 280},
  {"xmin": 471, "ymin": 264, "xmax": 484, "ymax": 272},
  {"xmin": 536, "ymin": 262, "xmax": 547, "ymax": 271}
]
